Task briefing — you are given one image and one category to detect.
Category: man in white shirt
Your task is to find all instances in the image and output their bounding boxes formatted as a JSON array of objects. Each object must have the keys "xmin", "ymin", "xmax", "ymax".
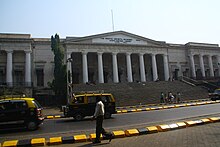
[{"xmin": 92, "ymin": 96, "xmax": 112, "ymax": 144}]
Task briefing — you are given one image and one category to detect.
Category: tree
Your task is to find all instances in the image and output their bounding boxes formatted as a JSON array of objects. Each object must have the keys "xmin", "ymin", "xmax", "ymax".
[{"xmin": 50, "ymin": 34, "xmax": 67, "ymax": 104}]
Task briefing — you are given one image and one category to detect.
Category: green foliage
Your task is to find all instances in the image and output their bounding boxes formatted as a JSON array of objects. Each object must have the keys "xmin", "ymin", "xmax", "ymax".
[{"xmin": 50, "ymin": 34, "xmax": 67, "ymax": 104}]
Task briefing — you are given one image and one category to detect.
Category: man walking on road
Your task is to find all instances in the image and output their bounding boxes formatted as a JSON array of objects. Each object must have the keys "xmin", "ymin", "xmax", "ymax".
[{"xmin": 92, "ymin": 96, "xmax": 112, "ymax": 144}]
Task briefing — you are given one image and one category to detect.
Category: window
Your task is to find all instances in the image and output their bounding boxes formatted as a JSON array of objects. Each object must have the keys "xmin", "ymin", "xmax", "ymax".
[
  {"xmin": 0, "ymin": 69, "xmax": 6, "ymax": 85},
  {"xmin": 88, "ymin": 96, "xmax": 97, "ymax": 104},
  {"xmin": 13, "ymin": 101, "xmax": 27, "ymax": 109},
  {"xmin": 36, "ymin": 69, "xmax": 44, "ymax": 87},
  {"xmin": 101, "ymin": 95, "xmax": 111, "ymax": 102},
  {"xmin": 14, "ymin": 70, "xmax": 24, "ymax": 85},
  {"xmin": 74, "ymin": 96, "xmax": 84, "ymax": 103}
]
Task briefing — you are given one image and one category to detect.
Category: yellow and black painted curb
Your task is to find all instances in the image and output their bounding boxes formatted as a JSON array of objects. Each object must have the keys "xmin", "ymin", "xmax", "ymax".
[
  {"xmin": 116, "ymin": 100, "xmax": 220, "ymax": 114},
  {"xmin": 2, "ymin": 116, "xmax": 220, "ymax": 147},
  {"xmin": 44, "ymin": 99, "xmax": 218, "ymax": 119}
]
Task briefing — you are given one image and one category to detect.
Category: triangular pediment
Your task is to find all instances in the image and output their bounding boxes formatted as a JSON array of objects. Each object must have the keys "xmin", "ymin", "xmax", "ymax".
[{"xmin": 66, "ymin": 31, "xmax": 166, "ymax": 46}]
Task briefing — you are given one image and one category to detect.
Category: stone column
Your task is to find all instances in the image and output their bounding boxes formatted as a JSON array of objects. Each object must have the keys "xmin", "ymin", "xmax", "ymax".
[
  {"xmin": 163, "ymin": 54, "xmax": 169, "ymax": 81},
  {"xmin": 82, "ymin": 52, "xmax": 88, "ymax": 83},
  {"xmin": 189, "ymin": 54, "xmax": 196, "ymax": 78},
  {"xmin": 66, "ymin": 52, "xmax": 73, "ymax": 103},
  {"xmin": 112, "ymin": 52, "xmax": 119, "ymax": 83},
  {"xmin": 139, "ymin": 53, "xmax": 146, "ymax": 82},
  {"xmin": 67, "ymin": 52, "xmax": 72, "ymax": 83},
  {"xmin": 217, "ymin": 55, "xmax": 220, "ymax": 76},
  {"xmin": 208, "ymin": 55, "xmax": 214, "ymax": 77},
  {"xmin": 25, "ymin": 50, "xmax": 32, "ymax": 87},
  {"xmin": 97, "ymin": 52, "xmax": 104, "ymax": 83},
  {"xmin": 126, "ymin": 53, "xmax": 133, "ymax": 82},
  {"xmin": 151, "ymin": 53, "xmax": 158, "ymax": 81},
  {"xmin": 199, "ymin": 54, "xmax": 205, "ymax": 78},
  {"xmin": 6, "ymin": 49, "xmax": 13, "ymax": 87}
]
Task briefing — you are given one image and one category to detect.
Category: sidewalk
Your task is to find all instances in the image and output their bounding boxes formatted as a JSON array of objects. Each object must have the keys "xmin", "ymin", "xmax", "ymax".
[{"xmin": 53, "ymin": 122, "xmax": 220, "ymax": 147}]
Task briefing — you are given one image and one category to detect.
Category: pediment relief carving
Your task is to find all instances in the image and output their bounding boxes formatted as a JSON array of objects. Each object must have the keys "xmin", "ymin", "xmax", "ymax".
[{"xmin": 66, "ymin": 31, "xmax": 166, "ymax": 47}]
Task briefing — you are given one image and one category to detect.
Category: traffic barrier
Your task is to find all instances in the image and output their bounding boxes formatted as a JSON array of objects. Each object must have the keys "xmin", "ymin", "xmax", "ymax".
[
  {"xmin": 194, "ymin": 120, "xmax": 204, "ymax": 125},
  {"xmin": 137, "ymin": 128, "xmax": 149, "ymax": 135},
  {"xmin": 62, "ymin": 136, "xmax": 74, "ymax": 144},
  {"xmin": 73, "ymin": 135, "xmax": 87, "ymax": 143},
  {"xmin": 186, "ymin": 103, "xmax": 192, "ymax": 106},
  {"xmin": 168, "ymin": 123, "xmax": 179, "ymax": 130},
  {"xmin": 146, "ymin": 126, "xmax": 158, "ymax": 133},
  {"xmin": 48, "ymin": 137, "xmax": 62, "ymax": 145},
  {"xmin": 122, "ymin": 110, "xmax": 128, "ymax": 113},
  {"xmin": 54, "ymin": 115, "xmax": 61, "ymax": 119},
  {"xmin": 3, "ymin": 115, "xmax": 220, "ymax": 146},
  {"xmin": 209, "ymin": 117, "xmax": 220, "ymax": 122},
  {"xmin": 44, "ymin": 99, "xmax": 215, "ymax": 119},
  {"xmin": 201, "ymin": 118, "xmax": 211, "ymax": 124},
  {"xmin": 116, "ymin": 110, "xmax": 122, "ymax": 113},
  {"xmin": 89, "ymin": 133, "xmax": 103, "ymax": 141},
  {"xmin": 2, "ymin": 140, "xmax": 18, "ymax": 147},
  {"xmin": 150, "ymin": 108, "xmax": 156, "ymax": 110},
  {"xmin": 46, "ymin": 116, "xmax": 54, "ymax": 119},
  {"xmin": 185, "ymin": 120, "xmax": 197, "ymax": 127},
  {"xmin": 17, "ymin": 139, "xmax": 31, "ymax": 147},
  {"xmin": 176, "ymin": 122, "xmax": 187, "ymax": 128},
  {"xmin": 31, "ymin": 138, "xmax": 46, "ymax": 146},
  {"xmin": 157, "ymin": 124, "xmax": 171, "ymax": 132},
  {"xmin": 158, "ymin": 106, "xmax": 163, "ymax": 110},
  {"xmin": 136, "ymin": 109, "xmax": 142, "ymax": 112},
  {"xmin": 168, "ymin": 105, "xmax": 175, "ymax": 108},
  {"xmin": 112, "ymin": 130, "xmax": 125, "ymax": 138},
  {"xmin": 125, "ymin": 129, "xmax": 139, "ymax": 136}
]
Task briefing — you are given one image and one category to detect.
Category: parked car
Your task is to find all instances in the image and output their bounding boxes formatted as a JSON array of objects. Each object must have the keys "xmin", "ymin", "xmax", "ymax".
[
  {"xmin": 0, "ymin": 97, "xmax": 44, "ymax": 130},
  {"xmin": 63, "ymin": 93, "xmax": 116, "ymax": 121},
  {"xmin": 209, "ymin": 88, "xmax": 220, "ymax": 101}
]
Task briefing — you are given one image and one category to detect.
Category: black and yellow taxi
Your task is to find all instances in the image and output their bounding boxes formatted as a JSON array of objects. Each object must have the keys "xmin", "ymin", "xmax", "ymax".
[
  {"xmin": 64, "ymin": 93, "xmax": 116, "ymax": 121},
  {"xmin": 0, "ymin": 97, "xmax": 44, "ymax": 130},
  {"xmin": 209, "ymin": 88, "xmax": 220, "ymax": 101}
]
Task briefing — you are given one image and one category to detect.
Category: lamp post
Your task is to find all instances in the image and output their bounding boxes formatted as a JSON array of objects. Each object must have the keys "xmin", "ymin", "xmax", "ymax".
[{"xmin": 66, "ymin": 58, "xmax": 73, "ymax": 104}]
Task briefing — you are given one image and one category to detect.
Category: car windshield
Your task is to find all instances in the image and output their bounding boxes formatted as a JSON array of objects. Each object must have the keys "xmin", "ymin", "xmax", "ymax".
[
  {"xmin": 32, "ymin": 100, "xmax": 42, "ymax": 108},
  {"xmin": 214, "ymin": 89, "xmax": 220, "ymax": 94}
]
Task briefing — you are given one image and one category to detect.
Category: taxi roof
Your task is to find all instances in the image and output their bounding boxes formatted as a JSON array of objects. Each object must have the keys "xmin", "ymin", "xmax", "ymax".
[
  {"xmin": 0, "ymin": 97, "xmax": 35, "ymax": 101},
  {"xmin": 74, "ymin": 93, "xmax": 112, "ymax": 97}
]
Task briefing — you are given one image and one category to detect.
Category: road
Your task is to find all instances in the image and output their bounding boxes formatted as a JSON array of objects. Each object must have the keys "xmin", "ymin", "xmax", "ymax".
[{"xmin": 1, "ymin": 103, "xmax": 220, "ymax": 142}]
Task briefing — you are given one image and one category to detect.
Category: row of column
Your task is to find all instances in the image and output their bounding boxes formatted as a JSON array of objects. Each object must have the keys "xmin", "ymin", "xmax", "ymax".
[
  {"xmin": 72, "ymin": 52, "xmax": 170, "ymax": 83},
  {"xmin": 189, "ymin": 54, "xmax": 220, "ymax": 78},
  {"xmin": 6, "ymin": 50, "xmax": 32, "ymax": 86}
]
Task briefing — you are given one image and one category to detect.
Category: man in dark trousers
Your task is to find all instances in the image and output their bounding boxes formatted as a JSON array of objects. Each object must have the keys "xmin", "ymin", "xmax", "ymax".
[{"xmin": 92, "ymin": 96, "xmax": 112, "ymax": 144}]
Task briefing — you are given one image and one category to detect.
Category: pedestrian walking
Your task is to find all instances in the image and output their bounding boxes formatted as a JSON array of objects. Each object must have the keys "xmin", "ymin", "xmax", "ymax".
[
  {"xmin": 176, "ymin": 92, "xmax": 181, "ymax": 103},
  {"xmin": 91, "ymin": 96, "xmax": 112, "ymax": 144},
  {"xmin": 160, "ymin": 92, "xmax": 165, "ymax": 103}
]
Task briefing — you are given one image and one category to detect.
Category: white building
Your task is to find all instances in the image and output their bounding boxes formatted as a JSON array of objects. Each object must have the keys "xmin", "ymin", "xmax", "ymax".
[{"xmin": 0, "ymin": 31, "xmax": 220, "ymax": 95}]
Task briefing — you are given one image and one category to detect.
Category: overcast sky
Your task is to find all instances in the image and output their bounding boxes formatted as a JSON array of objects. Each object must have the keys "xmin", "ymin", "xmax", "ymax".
[{"xmin": 1, "ymin": 0, "xmax": 220, "ymax": 45}]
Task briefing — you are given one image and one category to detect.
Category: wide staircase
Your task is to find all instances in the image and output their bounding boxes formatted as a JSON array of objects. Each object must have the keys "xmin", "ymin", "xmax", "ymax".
[{"xmin": 72, "ymin": 81, "xmax": 209, "ymax": 107}]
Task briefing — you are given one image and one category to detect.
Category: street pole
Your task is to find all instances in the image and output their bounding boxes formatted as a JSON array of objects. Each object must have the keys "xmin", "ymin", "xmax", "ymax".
[{"xmin": 66, "ymin": 57, "xmax": 73, "ymax": 104}]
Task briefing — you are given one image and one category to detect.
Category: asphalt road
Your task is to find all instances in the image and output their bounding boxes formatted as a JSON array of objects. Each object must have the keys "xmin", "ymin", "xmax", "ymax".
[{"xmin": 1, "ymin": 103, "xmax": 220, "ymax": 142}]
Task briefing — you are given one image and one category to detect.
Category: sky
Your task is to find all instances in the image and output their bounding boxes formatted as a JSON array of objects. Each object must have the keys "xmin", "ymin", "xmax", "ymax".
[{"xmin": 0, "ymin": 0, "xmax": 220, "ymax": 45}]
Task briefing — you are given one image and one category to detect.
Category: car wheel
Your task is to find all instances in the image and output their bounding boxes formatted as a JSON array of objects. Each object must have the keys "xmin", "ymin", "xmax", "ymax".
[
  {"xmin": 104, "ymin": 112, "xmax": 112, "ymax": 119},
  {"xmin": 74, "ymin": 114, "xmax": 84, "ymax": 121},
  {"xmin": 26, "ymin": 121, "xmax": 38, "ymax": 131}
]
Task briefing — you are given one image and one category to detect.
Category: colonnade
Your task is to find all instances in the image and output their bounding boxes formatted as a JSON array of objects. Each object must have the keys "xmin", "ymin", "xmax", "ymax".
[
  {"xmin": 67, "ymin": 51, "xmax": 170, "ymax": 83},
  {"xmin": 5, "ymin": 49, "xmax": 32, "ymax": 86},
  {"xmin": 190, "ymin": 54, "xmax": 220, "ymax": 78}
]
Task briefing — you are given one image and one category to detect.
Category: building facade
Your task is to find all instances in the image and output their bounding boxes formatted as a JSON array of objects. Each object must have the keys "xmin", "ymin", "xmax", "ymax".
[{"xmin": 0, "ymin": 31, "xmax": 220, "ymax": 95}]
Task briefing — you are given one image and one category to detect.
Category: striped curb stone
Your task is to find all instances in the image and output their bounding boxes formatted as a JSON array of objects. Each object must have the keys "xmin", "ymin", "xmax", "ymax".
[
  {"xmin": 2, "ymin": 116, "xmax": 220, "ymax": 146},
  {"xmin": 125, "ymin": 129, "xmax": 139, "ymax": 137},
  {"xmin": 73, "ymin": 135, "xmax": 87, "ymax": 143}
]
